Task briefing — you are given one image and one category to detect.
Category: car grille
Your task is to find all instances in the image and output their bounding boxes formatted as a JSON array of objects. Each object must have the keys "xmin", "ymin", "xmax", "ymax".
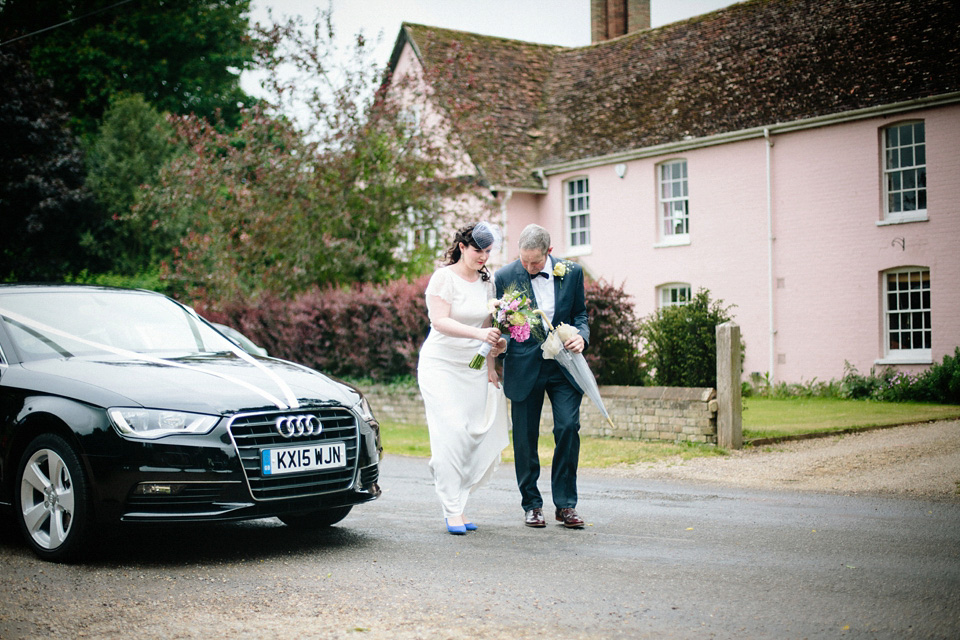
[
  {"xmin": 359, "ymin": 464, "xmax": 379, "ymax": 487},
  {"xmin": 227, "ymin": 407, "xmax": 360, "ymax": 501}
]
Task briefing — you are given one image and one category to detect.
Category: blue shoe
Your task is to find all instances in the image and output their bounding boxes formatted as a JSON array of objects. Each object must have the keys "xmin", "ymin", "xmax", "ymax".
[
  {"xmin": 463, "ymin": 521, "xmax": 478, "ymax": 531},
  {"xmin": 445, "ymin": 518, "xmax": 467, "ymax": 535}
]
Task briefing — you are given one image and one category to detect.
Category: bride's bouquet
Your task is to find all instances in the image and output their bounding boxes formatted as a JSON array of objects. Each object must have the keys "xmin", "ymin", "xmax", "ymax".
[{"xmin": 468, "ymin": 286, "xmax": 543, "ymax": 369}]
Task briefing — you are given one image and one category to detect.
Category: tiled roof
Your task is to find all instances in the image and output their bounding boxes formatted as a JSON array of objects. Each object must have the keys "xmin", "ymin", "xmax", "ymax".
[
  {"xmin": 397, "ymin": 23, "xmax": 561, "ymax": 190},
  {"xmin": 394, "ymin": 0, "xmax": 960, "ymax": 189}
]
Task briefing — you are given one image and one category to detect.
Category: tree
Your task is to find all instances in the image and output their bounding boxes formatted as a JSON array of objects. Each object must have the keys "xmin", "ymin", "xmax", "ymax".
[
  {"xmin": 0, "ymin": 45, "xmax": 96, "ymax": 280},
  {"xmin": 639, "ymin": 289, "xmax": 743, "ymax": 388},
  {"xmin": 133, "ymin": 9, "xmax": 488, "ymax": 304},
  {"xmin": 136, "ymin": 101, "xmax": 467, "ymax": 301},
  {"xmin": 0, "ymin": 0, "xmax": 257, "ymax": 136},
  {"xmin": 83, "ymin": 93, "xmax": 176, "ymax": 274}
]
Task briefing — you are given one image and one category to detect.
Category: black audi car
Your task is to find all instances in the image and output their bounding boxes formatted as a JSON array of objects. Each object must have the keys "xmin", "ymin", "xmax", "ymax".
[{"xmin": 0, "ymin": 285, "xmax": 381, "ymax": 562}]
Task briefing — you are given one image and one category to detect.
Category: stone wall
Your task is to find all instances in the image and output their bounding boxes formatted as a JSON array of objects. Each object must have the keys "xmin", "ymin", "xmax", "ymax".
[
  {"xmin": 361, "ymin": 384, "xmax": 428, "ymax": 427},
  {"xmin": 570, "ymin": 385, "xmax": 717, "ymax": 444},
  {"xmin": 362, "ymin": 384, "xmax": 718, "ymax": 445}
]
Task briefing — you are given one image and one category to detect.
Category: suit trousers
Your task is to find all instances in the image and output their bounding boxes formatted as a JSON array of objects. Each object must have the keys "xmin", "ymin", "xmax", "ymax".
[{"xmin": 510, "ymin": 359, "xmax": 583, "ymax": 512}]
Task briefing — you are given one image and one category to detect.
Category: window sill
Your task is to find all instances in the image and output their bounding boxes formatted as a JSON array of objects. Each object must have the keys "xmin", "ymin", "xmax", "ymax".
[
  {"xmin": 876, "ymin": 213, "xmax": 928, "ymax": 226},
  {"xmin": 565, "ymin": 245, "xmax": 591, "ymax": 257},
  {"xmin": 654, "ymin": 237, "xmax": 691, "ymax": 249},
  {"xmin": 875, "ymin": 356, "xmax": 933, "ymax": 366}
]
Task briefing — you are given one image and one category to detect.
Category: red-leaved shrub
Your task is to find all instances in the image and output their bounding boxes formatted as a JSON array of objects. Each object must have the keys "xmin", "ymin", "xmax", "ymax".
[
  {"xmin": 196, "ymin": 276, "xmax": 430, "ymax": 381},
  {"xmin": 584, "ymin": 279, "xmax": 647, "ymax": 386},
  {"xmin": 195, "ymin": 275, "xmax": 645, "ymax": 386}
]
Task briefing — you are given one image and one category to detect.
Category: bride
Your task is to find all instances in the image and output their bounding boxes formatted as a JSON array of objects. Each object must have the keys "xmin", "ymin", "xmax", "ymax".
[{"xmin": 417, "ymin": 222, "xmax": 510, "ymax": 535}]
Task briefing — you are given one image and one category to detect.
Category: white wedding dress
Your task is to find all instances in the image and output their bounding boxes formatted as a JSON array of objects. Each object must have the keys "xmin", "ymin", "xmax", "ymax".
[{"xmin": 417, "ymin": 266, "xmax": 509, "ymax": 519}]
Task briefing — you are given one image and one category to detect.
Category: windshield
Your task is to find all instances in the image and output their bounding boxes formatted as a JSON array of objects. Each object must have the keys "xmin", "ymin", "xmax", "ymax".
[{"xmin": 0, "ymin": 290, "xmax": 238, "ymax": 361}]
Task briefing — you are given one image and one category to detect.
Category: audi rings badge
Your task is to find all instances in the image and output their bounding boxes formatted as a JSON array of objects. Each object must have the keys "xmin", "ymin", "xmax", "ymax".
[{"xmin": 275, "ymin": 414, "xmax": 322, "ymax": 438}]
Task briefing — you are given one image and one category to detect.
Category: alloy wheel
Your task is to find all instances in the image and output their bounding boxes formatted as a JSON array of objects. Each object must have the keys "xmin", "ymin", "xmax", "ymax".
[{"xmin": 20, "ymin": 447, "xmax": 76, "ymax": 550}]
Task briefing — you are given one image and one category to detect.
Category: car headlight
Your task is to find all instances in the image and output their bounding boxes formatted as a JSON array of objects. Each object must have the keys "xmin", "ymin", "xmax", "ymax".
[
  {"xmin": 355, "ymin": 397, "xmax": 376, "ymax": 424},
  {"xmin": 108, "ymin": 408, "xmax": 219, "ymax": 439}
]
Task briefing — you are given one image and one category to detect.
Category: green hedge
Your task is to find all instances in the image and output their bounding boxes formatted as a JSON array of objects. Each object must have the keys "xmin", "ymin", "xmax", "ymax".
[
  {"xmin": 639, "ymin": 289, "xmax": 740, "ymax": 388},
  {"xmin": 841, "ymin": 348, "xmax": 960, "ymax": 404}
]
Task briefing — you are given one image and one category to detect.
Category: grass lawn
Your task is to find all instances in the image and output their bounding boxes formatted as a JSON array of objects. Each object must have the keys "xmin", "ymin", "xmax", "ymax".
[
  {"xmin": 743, "ymin": 397, "xmax": 960, "ymax": 440},
  {"xmin": 380, "ymin": 398, "xmax": 960, "ymax": 468},
  {"xmin": 380, "ymin": 421, "xmax": 727, "ymax": 468}
]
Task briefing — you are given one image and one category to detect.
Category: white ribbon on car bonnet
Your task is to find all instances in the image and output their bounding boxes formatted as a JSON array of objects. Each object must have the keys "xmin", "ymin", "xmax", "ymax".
[{"xmin": 0, "ymin": 307, "xmax": 295, "ymax": 410}]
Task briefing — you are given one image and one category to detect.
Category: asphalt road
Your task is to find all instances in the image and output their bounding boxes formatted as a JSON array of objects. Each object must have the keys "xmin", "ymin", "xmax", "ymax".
[{"xmin": 0, "ymin": 454, "xmax": 958, "ymax": 639}]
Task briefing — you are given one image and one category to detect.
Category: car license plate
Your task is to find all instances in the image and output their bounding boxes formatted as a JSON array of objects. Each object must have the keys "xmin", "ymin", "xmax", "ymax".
[{"xmin": 261, "ymin": 442, "xmax": 346, "ymax": 476}]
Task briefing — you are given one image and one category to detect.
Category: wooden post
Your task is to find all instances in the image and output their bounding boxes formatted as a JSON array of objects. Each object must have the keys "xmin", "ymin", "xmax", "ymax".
[{"xmin": 716, "ymin": 322, "xmax": 743, "ymax": 449}]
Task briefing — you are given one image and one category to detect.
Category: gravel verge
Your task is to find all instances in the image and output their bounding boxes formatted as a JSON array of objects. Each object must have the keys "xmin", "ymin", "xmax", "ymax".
[{"xmin": 595, "ymin": 419, "xmax": 960, "ymax": 501}]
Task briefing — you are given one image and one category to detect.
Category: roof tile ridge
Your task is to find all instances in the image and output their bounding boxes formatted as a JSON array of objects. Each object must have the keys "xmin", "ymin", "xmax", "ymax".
[{"xmin": 401, "ymin": 21, "xmax": 570, "ymax": 51}]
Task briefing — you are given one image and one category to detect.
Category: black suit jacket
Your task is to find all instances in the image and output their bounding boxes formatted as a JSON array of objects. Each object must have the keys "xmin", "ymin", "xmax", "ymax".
[{"xmin": 494, "ymin": 258, "xmax": 589, "ymax": 402}]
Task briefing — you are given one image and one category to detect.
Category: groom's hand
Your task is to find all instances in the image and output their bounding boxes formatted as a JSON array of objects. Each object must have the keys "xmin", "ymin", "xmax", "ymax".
[{"xmin": 564, "ymin": 334, "xmax": 585, "ymax": 354}]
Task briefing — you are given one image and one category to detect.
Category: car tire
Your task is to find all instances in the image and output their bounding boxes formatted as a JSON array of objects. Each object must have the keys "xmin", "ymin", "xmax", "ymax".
[
  {"xmin": 15, "ymin": 433, "xmax": 92, "ymax": 563},
  {"xmin": 278, "ymin": 505, "xmax": 352, "ymax": 528}
]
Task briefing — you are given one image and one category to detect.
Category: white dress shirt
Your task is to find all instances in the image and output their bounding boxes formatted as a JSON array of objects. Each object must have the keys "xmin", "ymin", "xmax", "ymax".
[{"xmin": 530, "ymin": 256, "xmax": 555, "ymax": 323}]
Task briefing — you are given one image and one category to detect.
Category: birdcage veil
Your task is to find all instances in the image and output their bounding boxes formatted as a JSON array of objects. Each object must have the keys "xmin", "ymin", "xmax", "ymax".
[{"xmin": 472, "ymin": 221, "xmax": 502, "ymax": 251}]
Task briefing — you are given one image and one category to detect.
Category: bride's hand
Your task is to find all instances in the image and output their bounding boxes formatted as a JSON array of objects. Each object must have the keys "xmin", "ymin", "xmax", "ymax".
[{"xmin": 478, "ymin": 327, "xmax": 501, "ymax": 345}]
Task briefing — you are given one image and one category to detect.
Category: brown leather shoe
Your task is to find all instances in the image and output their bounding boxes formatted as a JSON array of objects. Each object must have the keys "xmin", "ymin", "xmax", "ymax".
[
  {"xmin": 555, "ymin": 507, "xmax": 585, "ymax": 529},
  {"xmin": 524, "ymin": 508, "xmax": 546, "ymax": 528}
]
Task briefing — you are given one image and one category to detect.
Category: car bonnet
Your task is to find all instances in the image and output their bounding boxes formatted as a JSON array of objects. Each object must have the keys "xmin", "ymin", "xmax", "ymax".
[{"xmin": 15, "ymin": 354, "xmax": 361, "ymax": 415}]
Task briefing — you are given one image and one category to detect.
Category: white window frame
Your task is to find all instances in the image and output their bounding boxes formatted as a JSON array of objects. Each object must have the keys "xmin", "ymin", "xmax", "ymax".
[
  {"xmin": 878, "ymin": 267, "xmax": 932, "ymax": 364},
  {"xmin": 402, "ymin": 209, "xmax": 437, "ymax": 253},
  {"xmin": 879, "ymin": 121, "xmax": 927, "ymax": 226},
  {"xmin": 564, "ymin": 176, "xmax": 591, "ymax": 255},
  {"xmin": 656, "ymin": 159, "xmax": 690, "ymax": 246},
  {"xmin": 399, "ymin": 104, "xmax": 423, "ymax": 138},
  {"xmin": 658, "ymin": 283, "xmax": 691, "ymax": 309},
  {"xmin": 405, "ymin": 227, "xmax": 437, "ymax": 252}
]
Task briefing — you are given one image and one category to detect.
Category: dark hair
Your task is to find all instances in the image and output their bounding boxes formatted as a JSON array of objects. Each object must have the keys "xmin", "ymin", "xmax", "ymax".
[{"xmin": 444, "ymin": 224, "xmax": 491, "ymax": 282}]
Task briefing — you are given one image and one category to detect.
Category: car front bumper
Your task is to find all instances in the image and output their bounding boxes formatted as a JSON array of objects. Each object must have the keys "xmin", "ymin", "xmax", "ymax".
[{"xmin": 85, "ymin": 406, "xmax": 381, "ymax": 524}]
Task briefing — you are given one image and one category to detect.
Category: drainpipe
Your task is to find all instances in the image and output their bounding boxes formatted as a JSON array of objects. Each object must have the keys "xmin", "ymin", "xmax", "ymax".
[{"xmin": 764, "ymin": 127, "xmax": 775, "ymax": 382}]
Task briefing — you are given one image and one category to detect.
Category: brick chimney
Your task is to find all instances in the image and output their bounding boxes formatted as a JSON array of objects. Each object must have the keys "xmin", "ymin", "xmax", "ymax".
[{"xmin": 591, "ymin": 0, "xmax": 650, "ymax": 43}]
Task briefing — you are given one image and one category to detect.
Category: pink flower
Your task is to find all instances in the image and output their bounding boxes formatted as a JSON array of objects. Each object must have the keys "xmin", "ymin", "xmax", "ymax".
[
  {"xmin": 509, "ymin": 323, "xmax": 531, "ymax": 342},
  {"xmin": 508, "ymin": 299, "xmax": 520, "ymax": 311}
]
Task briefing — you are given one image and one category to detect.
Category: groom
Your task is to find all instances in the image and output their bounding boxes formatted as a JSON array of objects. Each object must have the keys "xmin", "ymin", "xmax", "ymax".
[{"xmin": 495, "ymin": 224, "xmax": 589, "ymax": 529}]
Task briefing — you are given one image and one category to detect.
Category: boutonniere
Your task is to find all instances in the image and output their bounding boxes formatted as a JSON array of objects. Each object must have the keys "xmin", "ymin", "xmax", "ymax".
[{"xmin": 552, "ymin": 260, "xmax": 573, "ymax": 282}]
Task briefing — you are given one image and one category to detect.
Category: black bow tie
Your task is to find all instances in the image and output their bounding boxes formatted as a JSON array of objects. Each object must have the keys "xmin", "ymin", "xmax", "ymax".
[{"xmin": 530, "ymin": 271, "xmax": 549, "ymax": 279}]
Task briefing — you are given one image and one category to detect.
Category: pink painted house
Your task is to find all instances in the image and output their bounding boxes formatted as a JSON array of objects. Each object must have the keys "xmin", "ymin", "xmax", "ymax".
[{"xmin": 388, "ymin": 0, "xmax": 960, "ymax": 384}]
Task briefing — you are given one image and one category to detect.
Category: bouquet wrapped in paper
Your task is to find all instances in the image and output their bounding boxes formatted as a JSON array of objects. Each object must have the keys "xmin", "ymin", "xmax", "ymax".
[
  {"xmin": 536, "ymin": 311, "xmax": 615, "ymax": 429},
  {"xmin": 540, "ymin": 322, "xmax": 581, "ymax": 360}
]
